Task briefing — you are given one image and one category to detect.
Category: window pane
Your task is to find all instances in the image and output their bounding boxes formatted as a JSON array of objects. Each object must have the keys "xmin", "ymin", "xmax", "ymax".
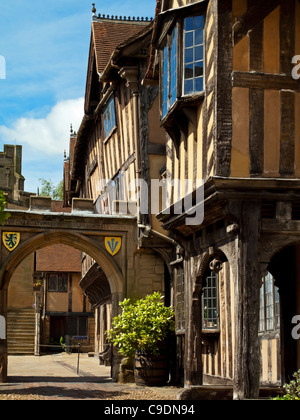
[
  {"xmin": 202, "ymin": 271, "xmax": 219, "ymax": 330},
  {"xmin": 163, "ymin": 102, "xmax": 168, "ymax": 118},
  {"xmin": 184, "ymin": 79, "xmax": 193, "ymax": 95},
  {"xmin": 176, "ymin": 267, "xmax": 185, "ymax": 330},
  {"xmin": 185, "ymin": 48, "xmax": 194, "ymax": 64},
  {"xmin": 48, "ymin": 274, "xmax": 58, "ymax": 292},
  {"xmin": 195, "ymin": 30, "xmax": 204, "ymax": 46},
  {"xmin": 170, "ymin": 27, "xmax": 177, "ymax": 107},
  {"xmin": 185, "ymin": 32, "xmax": 194, "ymax": 48},
  {"xmin": 195, "ymin": 77, "xmax": 204, "ymax": 92},
  {"xmin": 185, "ymin": 64, "xmax": 194, "ymax": 79},
  {"xmin": 195, "ymin": 62, "xmax": 204, "ymax": 78},
  {"xmin": 103, "ymin": 96, "xmax": 116, "ymax": 137},
  {"xmin": 184, "ymin": 17, "xmax": 194, "ymax": 31},
  {"xmin": 195, "ymin": 15, "xmax": 204, "ymax": 29},
  {"xmin": 259, "ymin": 273, "xmax": 280, "ymax": 333},
  {"xmin": 195, "ymin": 46, "xmax": 203, "ymax": 61},
  {"xmin": 259, "ymin": 284, "xmax": 265, "ymax": 332},
  {"xmin": 58, "ymin": 274, "xmax": 68, "ymax": 292},
  {"xmin": 162, "ymin": 26, "xmax": 177, "ymax": 117}
]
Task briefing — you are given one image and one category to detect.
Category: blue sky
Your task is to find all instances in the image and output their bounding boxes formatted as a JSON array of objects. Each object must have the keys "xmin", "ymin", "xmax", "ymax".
[{"xmin": 0, "ymin": 0, "xmax": 155, "ymax": 194}]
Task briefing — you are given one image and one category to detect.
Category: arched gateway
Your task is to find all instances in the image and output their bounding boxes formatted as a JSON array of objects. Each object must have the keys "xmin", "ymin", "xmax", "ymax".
[{"xmin": 0, "ymin": 197, "xmax": 137, "ymax": 382}]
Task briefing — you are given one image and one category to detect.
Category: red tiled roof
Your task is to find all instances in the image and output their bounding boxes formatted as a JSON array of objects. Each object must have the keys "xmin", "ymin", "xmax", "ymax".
[
  {"xmin": 36, "ymin": 244, "xmax": 81, "ymax": 273},
  {"xmin": 92, "ymin": 19, "xmax": 149, "ymax": 74}
]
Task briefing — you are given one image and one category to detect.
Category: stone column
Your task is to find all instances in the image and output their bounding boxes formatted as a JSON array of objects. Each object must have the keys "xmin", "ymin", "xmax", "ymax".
[
  {"xmin": 233, "ymin": 202, "xmax": 261, "ymax": 400},
  {"xmin": 0, "ymin": 288, "xmax": 7, "ymax": 383}
]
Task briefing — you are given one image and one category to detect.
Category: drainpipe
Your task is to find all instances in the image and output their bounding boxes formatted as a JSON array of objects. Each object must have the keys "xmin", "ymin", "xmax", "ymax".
[{"xmin": 138, "ymin": 223, "xmax": 184, "ymax": 264}]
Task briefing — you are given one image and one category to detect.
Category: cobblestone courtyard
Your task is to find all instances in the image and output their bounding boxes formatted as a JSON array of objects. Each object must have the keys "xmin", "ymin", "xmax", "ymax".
[{"xmin": 0, "ymin": 354, "xmax": 179, "ymax": 400}]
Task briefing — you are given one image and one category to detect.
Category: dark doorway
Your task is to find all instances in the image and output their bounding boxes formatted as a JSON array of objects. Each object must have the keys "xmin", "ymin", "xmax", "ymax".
[
  {"xmin": 268, "ymin": 245, "xmax": 300, "ymax": 383},
  {"xmin": 50, "ymin": 316, "xmax": 66, "ymax": 346}
]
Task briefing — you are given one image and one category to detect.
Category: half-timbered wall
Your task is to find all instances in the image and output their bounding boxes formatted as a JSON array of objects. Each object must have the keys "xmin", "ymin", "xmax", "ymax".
[
  {"xmin": 165, "ymin": 0, "xmax": 300, "ymax": 209},
  {"xmin": 165, "ymin": 0, "xmax": 217, "ymax": 205},
  {"xmin": 232, "ymin": 0, "xmax": 300, "ymax": 179},
  {"xmin": 157, "ymin": 0, "xmax": 300, "ymax": 390},
  {"xmin": 202, "ymin": 262, "xmax": 235, "ymax": 383}
]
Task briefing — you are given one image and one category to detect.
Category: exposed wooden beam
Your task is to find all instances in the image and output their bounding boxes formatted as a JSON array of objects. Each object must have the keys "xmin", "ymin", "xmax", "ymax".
[
  {"xmin": 262, "ymin": 219, "xmax": 300, "ymax": 233},
  {"xmin": 233, "ymin": 0, "xmax": 281, "ymax": 47},
  {"xmin": 233, "ymin": 71, "xmax": 300, "ymax": 91}
]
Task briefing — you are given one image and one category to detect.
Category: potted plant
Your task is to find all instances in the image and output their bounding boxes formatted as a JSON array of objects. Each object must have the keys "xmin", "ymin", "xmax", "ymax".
[
  {"xmin": 33, "ymin": 279, "xmax": 42, "ymax": 291},
  {"xmin": 107, "ymin": 292, "xmax": 175, "ymax": 386}
]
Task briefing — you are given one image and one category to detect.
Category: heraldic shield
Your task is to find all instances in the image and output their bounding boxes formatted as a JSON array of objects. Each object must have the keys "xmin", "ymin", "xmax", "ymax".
[
  {"xmin": 3, "ymin": 232, "xmax": 21, "ymax": 252},
  {"xmin": 105, "ymin": 237, "xmax": 122, "ymax": 256}
]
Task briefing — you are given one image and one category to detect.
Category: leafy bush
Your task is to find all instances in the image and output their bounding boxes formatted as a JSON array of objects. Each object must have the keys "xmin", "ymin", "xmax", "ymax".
[
  {"xmin": 0, "ymin": 191, "xmax": 10, "ymax": 225},
  {"xmin": 107, "ymin": 292, "xmax": 175, "ymax": 358},
  {"xmin": 273, "ymin": 370, "xmax": 300, "ymax": 400}
]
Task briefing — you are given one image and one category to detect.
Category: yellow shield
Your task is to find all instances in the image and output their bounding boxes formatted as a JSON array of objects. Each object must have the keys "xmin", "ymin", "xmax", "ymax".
[
  {"xmin": 105, "ymin": 237, "xmax": 122, "ymax": 256},
  {"xmin": 3, "ymin": 232, "xmax": 21, "ymax": 252}
]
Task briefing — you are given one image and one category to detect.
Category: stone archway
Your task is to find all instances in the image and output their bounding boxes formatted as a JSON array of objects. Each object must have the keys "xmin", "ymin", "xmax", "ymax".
[
  {"xmin": 0, "ymin": 230, "xmax": 123, "ymax": 297},
  {"xmin": 0, "ymin": 198, "xmax": 138, "ymax": 382}
]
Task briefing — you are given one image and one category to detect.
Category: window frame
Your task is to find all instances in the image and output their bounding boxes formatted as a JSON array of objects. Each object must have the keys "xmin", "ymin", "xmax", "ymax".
[
  {"xmin": 161, "ymin": 25, "xmax": 178, "ymax": 119},
  {"xmin": 183, "ymin": 15, "xmax": 205, "ymax": 97},
  {"xmin": 47, "ymin": 273, "xmax": 68, "ymax": 293},
  {"xmin": 175, "ymin": 265, "xmax": 185, "ymax": 332},
  {"xmin": 259, "ymin": 273, "xmax": 280, "ymax": 334},
  {"xmin": 103, "ymin": 94, "xmax": 117, "ymax": 140},
  {"xmin": 202, "ymin": 270, "xmax": 219, "ymax": 332},
  {"xmin": 160, "ymin": 12, "xmax": 206, "ymax": 121}
]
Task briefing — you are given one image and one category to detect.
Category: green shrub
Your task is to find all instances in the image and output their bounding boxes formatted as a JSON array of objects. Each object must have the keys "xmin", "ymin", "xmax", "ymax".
[
  {"xmin": 107, "ymin": 292, "xmax": 175, "ymax": 358},
  {"xmin": 273, "ymin": 370, "xmax": 300, "ymax": 400}
]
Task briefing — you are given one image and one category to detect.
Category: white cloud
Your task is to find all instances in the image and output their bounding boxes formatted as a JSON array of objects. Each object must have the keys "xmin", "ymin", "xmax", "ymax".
[{"xmin": 0, "ymin": 98, "xmax": 84, "ymax": 157}]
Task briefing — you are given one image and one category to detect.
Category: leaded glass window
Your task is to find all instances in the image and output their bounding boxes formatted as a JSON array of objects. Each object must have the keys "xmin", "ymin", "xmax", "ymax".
[
  {"xmin": 259, "ymin": 272, "xmax": 280, "ymax": 333},
  {"xmin": 48, "ymin": 273, "xmax": 68, "ymax": 293},
  {"xmin": 202, "ymin": 271, "xmax": 219, "ymax": 330},
  {"xmin": 183, "ymin": 16, "xmax": 204, "ymax": 95},
  {"xmin": 176, "ymin": 266, "xmax": 185, "ymax": 331},
  {"xmin": 103, "ymin": 95, "xmax": 116, "ymax": 138},
  {"xmin": 162, "ymin": 26, "xmax": 178, "ymax": 118}
]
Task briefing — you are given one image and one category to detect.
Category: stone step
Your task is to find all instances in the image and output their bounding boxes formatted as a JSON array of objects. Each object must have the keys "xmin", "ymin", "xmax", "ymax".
[{"xmin": 7, "ymin": 309, "xmax": 35, "ymax": 355}]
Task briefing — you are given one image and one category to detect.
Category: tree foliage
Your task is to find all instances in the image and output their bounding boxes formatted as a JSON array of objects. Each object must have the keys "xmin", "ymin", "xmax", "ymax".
[
  {"xmin": 107, "ymin": 292, "xmax": 175, "ymax": 357},
  {"xmin": 0, "ymin": 190, "xmax": 10, "ymax": 226},
  {"xmin": 273, "ymin": 370, "xmax": 300, "ymax": 400},
  {"xmin": 39, "ymin": 178, "xmax": 63, "ymax": 200}
]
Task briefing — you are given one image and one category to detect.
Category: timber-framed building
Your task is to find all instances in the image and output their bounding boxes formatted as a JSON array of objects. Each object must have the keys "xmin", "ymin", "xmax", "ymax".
[
  {"xmin": 63, "ymin": 1, "xmax": 300, "ymax": 399},
  {"xmin": 145, "ymin": 0, "xmax": 300, "ymax": 400},
  {"xmin": 63, "ymin": 7, "xmax": 175, "ymax": 379}
]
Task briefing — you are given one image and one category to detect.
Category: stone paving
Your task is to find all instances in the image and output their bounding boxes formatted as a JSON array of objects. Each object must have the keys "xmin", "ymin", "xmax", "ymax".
[{"xmin": 0, "ymin": 354, "xmax": 180, "ymax": 400}]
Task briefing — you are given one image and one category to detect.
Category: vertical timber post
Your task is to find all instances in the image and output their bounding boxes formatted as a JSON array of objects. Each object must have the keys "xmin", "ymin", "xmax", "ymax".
[
  {"xmin": 233, "ymin": 201, "xmax": 261, "ymax": 400},
  {"xmin": 185, "ymin": 282, "xmax": 203, "ymax": 387},
  {"xmin": 0, "ymin": 288, "xmax": 7, "ymax": 383}
]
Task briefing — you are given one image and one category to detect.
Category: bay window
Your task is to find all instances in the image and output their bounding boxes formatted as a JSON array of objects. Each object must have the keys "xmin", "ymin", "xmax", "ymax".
[
  {"xmin": 183, "ymin": 16, "xmax": 205, "ymax": 95},
  {"xmin": 162, "ymin": 26, "xmax": 178, "ymax": 118},
  {"xmin": 161, "ymin": 14, "xmax": 205, "ymax": 119}
]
